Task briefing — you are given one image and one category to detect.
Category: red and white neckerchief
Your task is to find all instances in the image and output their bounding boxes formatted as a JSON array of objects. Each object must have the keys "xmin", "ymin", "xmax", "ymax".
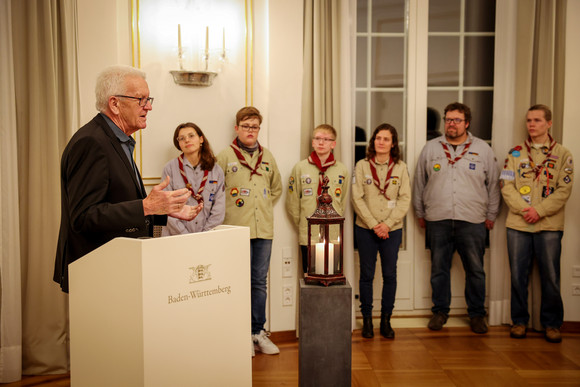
[
  {"xmin": 525, "ymin": 134, "xmax": 556, "ymax": 179},
  {"xmin": 369, "ymin": 157, "xmax": 395, "ymax": 200},
  {"xmin": 525, "ymin": 134, "xmax": 557, "ymax": 196},
  {"xmin": 441, "ymin": 140, "xmax": 472, "ymax": 165},
  {"xmin": 308, "ymin": 151, "xmax": 336, "ymax": 195},
  {"xmin": 178, "ymin": 153, "xmax": 208, "ymax": 203},
  {"xmin": 230, "ymin": 139, "xmax": 263, "ymax": 180}
]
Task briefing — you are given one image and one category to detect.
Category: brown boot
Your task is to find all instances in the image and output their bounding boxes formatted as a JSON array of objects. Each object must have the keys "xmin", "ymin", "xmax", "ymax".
[
  {"xmin": 545, "ymin": 327, "xmax": 562, "ymax": 343},
  {"xmin": 470, "ymin": 316, "xmax": 488, "ymax": 334},
  {"xmin": 428, "ymin": 311, "xmax": 448, "ymax": 331},
  {"xmin": 510, "ymin": 324, "xmax": 526, "ymax": 339}
]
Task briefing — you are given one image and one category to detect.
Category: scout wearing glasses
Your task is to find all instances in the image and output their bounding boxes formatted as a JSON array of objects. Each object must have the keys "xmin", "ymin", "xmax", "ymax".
[
  {"xmin": 216, "ymin": 106, "xmax": 282, "ymax": 356},
  {"xmin": 285, "ymin": 124, "xmax": 350, "ymax": 275},
  {"xmin": 412, "ymin": 102, "xmax": 501, "ymax": 335}
]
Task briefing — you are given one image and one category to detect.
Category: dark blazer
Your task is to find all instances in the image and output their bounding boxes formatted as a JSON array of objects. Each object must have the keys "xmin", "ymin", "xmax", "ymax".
[{"xmin": 54, "ymin": 114, "xmax": 166, "ymax": 292}]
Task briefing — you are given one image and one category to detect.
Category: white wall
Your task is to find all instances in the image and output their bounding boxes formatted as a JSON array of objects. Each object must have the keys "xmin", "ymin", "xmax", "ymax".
[
  {"xmin": 265, "ymin": 2, "xmax": 303, "ymax": 331},
  {"xmin": 77, "ymin": 0, "xmax": 132, "ymax": 123}
]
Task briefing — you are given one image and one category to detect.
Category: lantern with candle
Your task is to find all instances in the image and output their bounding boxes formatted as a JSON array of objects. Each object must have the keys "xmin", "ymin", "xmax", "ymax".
[{"xmin": 305, "ymin": 176, "xmax": 345, "ymax": 286}]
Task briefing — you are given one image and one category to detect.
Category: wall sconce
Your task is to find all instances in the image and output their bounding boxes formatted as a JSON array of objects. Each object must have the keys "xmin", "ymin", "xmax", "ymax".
[
  {"xmin": 305, "ymin": 176, "xmax": 346, "ymax": 286},
  {"xmin": 170, "ymin": 24, "xmax": 222, "ymax": 87}
]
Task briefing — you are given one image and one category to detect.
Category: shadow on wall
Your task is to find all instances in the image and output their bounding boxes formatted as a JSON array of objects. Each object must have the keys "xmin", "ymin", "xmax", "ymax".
[{"xmin": 427, "ymin": 107, "xmax": 441, "ymax": 140}]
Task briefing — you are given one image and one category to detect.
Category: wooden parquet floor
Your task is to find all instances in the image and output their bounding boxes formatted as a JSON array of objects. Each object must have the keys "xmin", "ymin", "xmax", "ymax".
[
  {"xmin": 255, "ymin": 325, "xmax": 580, "ymax": 386},
  {"xmin": 5, "ymin": 326, "xmax": 580, "ymax": 386}
]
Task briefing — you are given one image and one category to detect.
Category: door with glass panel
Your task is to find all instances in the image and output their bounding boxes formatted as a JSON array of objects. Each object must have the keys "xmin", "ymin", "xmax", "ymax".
[
  {"xmin": 354, "ymin": 0, "xmax": 496, "ymax": 316},
  {"xmin": 355, "ymin": 0, "xmax": 412, "ymax": 315}
]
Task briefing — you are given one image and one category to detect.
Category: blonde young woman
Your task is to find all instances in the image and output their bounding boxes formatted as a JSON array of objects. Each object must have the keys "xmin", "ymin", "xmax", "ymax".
[
  {"xmin": 352, "ymin": 123, "xmax": 411, "ymax": 339},
  {"xmin": 161, "ymin": 122, "xmax": 225, "ymax": 235}
]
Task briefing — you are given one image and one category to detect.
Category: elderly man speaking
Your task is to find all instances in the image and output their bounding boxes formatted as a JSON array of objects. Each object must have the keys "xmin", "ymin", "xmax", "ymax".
[{"xmin": 54, "ymin": 65, "xmax": 201, "ymax": 293}]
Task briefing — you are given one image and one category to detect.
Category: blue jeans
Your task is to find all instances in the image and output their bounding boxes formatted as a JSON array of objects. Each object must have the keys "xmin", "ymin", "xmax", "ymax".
[
  {"xmin": 356, "ymin": 225, "xmax": 402, "ymax": 317},
  {"xmin": 426, "ymin": 220, "xmax": 486, "ymax": 317},
  {"xmin": 506, "ymin": 228, "xmax": 563, "ymax": 328},
  {"xmin": 251, "ymin": 238, "xmax": 273, "ymax": 334}
]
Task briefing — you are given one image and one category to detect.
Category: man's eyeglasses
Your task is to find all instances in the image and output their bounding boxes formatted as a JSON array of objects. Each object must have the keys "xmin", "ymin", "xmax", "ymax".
[
  {"xmin": 239, "ymin": 125, "xmax": 260, "ymax": 132},
  {"xmin": 115, "ymin": 95, "xmax": 154, "ymax": 107},
  {"xmin": 313, "ymin": 137, "xmax": 335, "ymax": 143},
  {"xmin": 177, "ymin": 133, "xmax": 197, "ymax": 142},
  {"xmin": 443, "ymin": 118, "xmax": 465, "ymax": 124},
  {"xmin": 443, "ymin": 118, "xmax": 465, "ymax": 125}
]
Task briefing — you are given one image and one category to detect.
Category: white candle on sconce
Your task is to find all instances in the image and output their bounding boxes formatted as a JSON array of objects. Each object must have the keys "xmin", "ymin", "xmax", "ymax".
[
  {"xmin": 205, "ymin": 26, "xmax": 209, "ymax": 56},
  {"xmin": 315, "ymin": 242, "xmax": 334, "ymax": 275},
  {"xmin": 178, "ymin": 24, "xmax": 182, "ymax": 52},
  {"xmin": 222, "ymin": 27, "xmax": 226, "ymax": 55},
  {"xmin": 177, "ymin": 24, "xmax": 183, "ymax": 70}
]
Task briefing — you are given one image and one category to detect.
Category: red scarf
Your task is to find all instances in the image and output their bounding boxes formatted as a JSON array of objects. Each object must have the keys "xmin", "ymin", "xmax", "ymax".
[
  {"xmin": 441, "ymin": 140, "xmax": 472, "ymax": 165},
  {"xmin": 525, "ymin": 134, "xmax": 557, "ymax": 196},
  {"xmin": 178, "ymin": 154, "xmax": 208, "ymax": 203},
  {"xmin": 230, "ymin": 139, "xmax": 263, "ymax": 179},
  {"xmin": 369, "ymin": 157, "xmax": 395, "ymax": 200},
  {"xmin": 308, "ymin": 151, "xmax": 336, "ymax": 195},
  {"xmin": 525, "ymin": 134, "xmax": 556, "ymax": 178}
]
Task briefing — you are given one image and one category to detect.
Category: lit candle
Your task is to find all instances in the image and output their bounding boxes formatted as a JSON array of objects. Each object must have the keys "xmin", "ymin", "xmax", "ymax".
[
  {"xmin": 178, "ymin": 24, "xmax": 183, "ymax": 70},
  {"xmin": 205, "ymin": 26, "xmax": 209, "ymax": 56},
  {"xmin": 178, "ymin": 24, "xmax": 182, "ymax": 53},
  {"xmin": 333, "ymin": 242, "xmax": 340, "ymax": 272},
  {"xmin": 315, "ymin": 242, "xmax": 334, "ymax": 275}
]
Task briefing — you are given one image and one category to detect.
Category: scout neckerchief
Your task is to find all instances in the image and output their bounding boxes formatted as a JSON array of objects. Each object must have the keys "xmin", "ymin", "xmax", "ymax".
[
  {"xmin": 525, "ymin": 133, "xmax": 557, "ymax": 196},
  {"xmin": 230, "ymin": 138, "xmax": 263, "ymax": 179},
  {"xmin": 308, "ymin": 151, "xmax": 336, "ymax": 195},
  {"xmin": 441, "ymin": 138, "xmax": 472, "ymax": 165},
  {"xmin": 178, "ymin": 153, "xmax": 208, "ymax": 203},
  {"xmin": 369, "ymin": 156, "xmax": 395, "ymax": 200},
  {"xmin": 525, "ymin": 134, "xmax": 556, "ymax": 178}
]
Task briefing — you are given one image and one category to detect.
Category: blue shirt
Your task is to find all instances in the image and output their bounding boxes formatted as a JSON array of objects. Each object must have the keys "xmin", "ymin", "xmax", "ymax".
[
  {"xmin": 100, "ymin": 113, "xmax": 139, "ymax": 180},
  {"xmin": 412, "ymin": 132, "xmax": 501, "ymax": 223}
]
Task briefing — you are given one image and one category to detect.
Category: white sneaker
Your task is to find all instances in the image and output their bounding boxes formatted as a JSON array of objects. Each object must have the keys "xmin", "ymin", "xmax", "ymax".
[{"xmin": 252, "ymin": 330, "xmax": 280, "ymax": 355}]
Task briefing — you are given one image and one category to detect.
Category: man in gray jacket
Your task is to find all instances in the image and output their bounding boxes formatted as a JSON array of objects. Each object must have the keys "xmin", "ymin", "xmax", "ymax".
[{"xmin": 413, "ymin": 102, "xmax": 500, "ymax": 334}]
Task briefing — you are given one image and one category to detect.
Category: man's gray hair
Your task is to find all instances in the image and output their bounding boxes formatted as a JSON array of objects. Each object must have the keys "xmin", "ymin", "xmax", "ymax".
[{"xmin": 95, "ymin": 65, "xmax": 146, "ymax": 112}]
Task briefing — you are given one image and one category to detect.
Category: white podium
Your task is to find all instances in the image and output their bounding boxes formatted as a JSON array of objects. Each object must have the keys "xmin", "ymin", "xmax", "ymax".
[{"xmin": 69, "ymin": 225, "xmax": 252, "ymax": 387}]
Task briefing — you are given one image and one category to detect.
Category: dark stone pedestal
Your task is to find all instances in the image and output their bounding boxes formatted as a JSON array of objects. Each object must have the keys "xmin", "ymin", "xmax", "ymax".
[{"xmin": 299, "ymin": 279, "xmax": 351, "ymax": 387}]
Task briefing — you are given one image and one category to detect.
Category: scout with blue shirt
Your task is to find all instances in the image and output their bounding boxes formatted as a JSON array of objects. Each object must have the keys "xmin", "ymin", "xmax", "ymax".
[
  {"xmin": 161, "ymin": 122, "xmax": 225, "ymax": 235},
  {"xmin": 412, "ymin": 102, "xmax": 501, "ymax": 335},
  {"xmin": 500, "ymin": 104, "xmax": 574, "ymax": 344}
]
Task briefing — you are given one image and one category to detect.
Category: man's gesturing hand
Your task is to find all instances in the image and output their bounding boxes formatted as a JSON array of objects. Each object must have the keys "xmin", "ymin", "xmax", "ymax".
[{"xmin": 143, "ymin": 176, "xmax": 191, "ymax": 216}]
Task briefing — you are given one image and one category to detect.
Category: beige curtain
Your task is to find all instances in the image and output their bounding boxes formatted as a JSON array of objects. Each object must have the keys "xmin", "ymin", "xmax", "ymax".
[
  {"xmin": 489, "ymin": 0, "xmax": 566, "ymax": 328},
  {"xmin": 301, "ymin": 0, "xmax": 344, "ymax": 160},
  {"xmin": 1, "ymin": 0, "xmax": 22, "ymax": 382},
  {"xmin": 514, "ymin": 0, "xmax": 566, "ymax": 141},
  {"xmin": 1, "ymin": 0, "xmax": 80, "ymax": 379},
  {"xmin": 302, "ymin": 0, "xmax": 357, "ymax": 327}
]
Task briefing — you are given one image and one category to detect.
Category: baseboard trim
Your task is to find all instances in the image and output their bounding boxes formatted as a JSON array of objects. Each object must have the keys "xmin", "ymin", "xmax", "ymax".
[
  {"xmin": 269, "ymin": 330, "xmax": 298, "ymax": 343},
  {"xmin": 561, "ymin": 321, "xmax": 580, "ymax": 333},
  {"xmin": 270, "ymin": 320, "xmax": 580, "ymax": 340}
]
